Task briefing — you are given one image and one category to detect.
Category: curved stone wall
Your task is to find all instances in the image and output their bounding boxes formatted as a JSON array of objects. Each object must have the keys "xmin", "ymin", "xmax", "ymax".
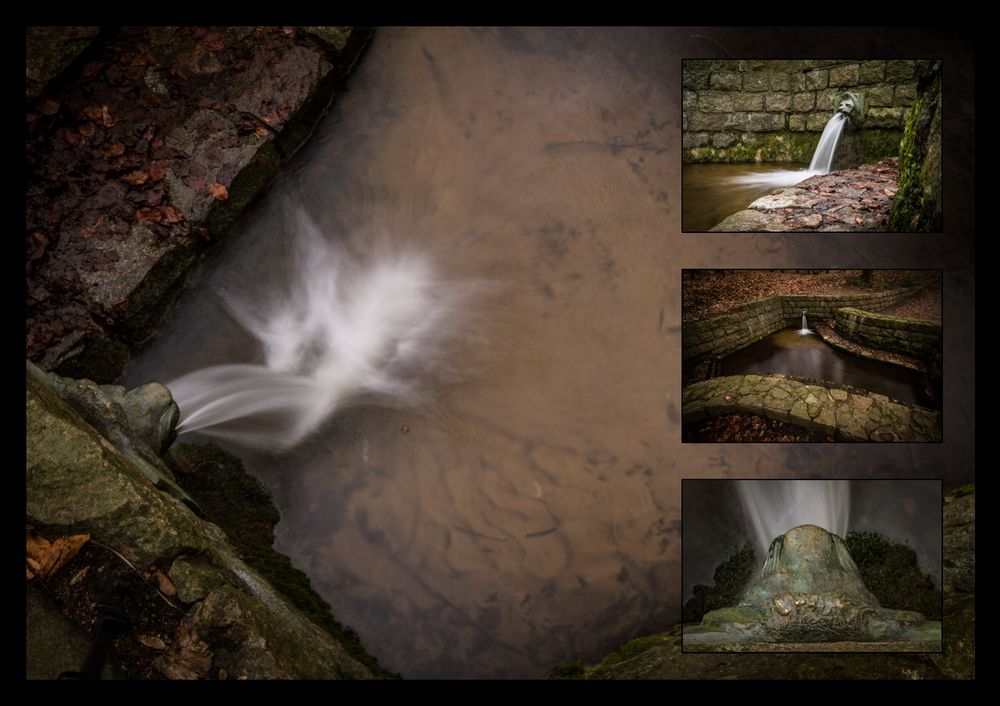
[
  {"xmin": 834, "ymin": 307, "xmax": 941, "ymax": 359},
  {"xmin": 682, "ymin": 374, "xmax": 941, "ymax": 442}
]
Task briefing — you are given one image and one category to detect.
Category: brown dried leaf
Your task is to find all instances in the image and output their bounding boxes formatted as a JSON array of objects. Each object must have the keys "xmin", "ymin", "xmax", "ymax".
[
  {"xmin": 26, "ymin": 527, "xmax": 90, "ymax": 580},
  {"xmin": 199, "ymin": 32, "xmax": 226, "ymax": 51},
  {"xmin": 39, "ymin": 100, "xmax": 60, "ymax": 116},
  {"xmin": 136, "ymin": 207, "xmax": 164, "ymax": 223},
  {"xmin": 79, "ymin": 122, "xmax": 96, "ymax": 139},
  {"xmin": 149, "ymin": 566, "xmax": 177, "ymax": 596},
  {"xmin": 122, "ymin": 170, "xmax": 149, "ymax": 185},
  {"xmin": 101, "ymin": 105, "xmax": 118, "ymax": 128},
  {"xmin": 160, "ymin": 205, "xmax": 184, "ymax": 224},
  {"xmin": 102, "ymin": 141, "xmax": 125, "ymax": 157},
  {"xmin": 149, "ymin": 161, "xmax": 168, "ymax": 181},
  {"xmin": 855, "ymin": 216, "xmax": 864, "ymax": 225},
  {"xmin": 83, "ymin": 105, "xmax": 103, "ymax": 120},
  {"xmin": 208, "ymin": 182, "xmax": 229, "ymax": 201},
  {"xmin": 137, "ymin": 634, "xmax": 167, "ymax": 651}
]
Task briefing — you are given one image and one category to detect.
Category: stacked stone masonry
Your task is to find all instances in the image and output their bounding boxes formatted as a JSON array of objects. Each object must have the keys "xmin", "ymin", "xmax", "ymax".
[
  {"xmin": 682, "ymin": 60, "xmax": 931, "ymax": 163},
  {"xmin": 682, "ymin": 287, "xmax": 923, "ymax": 362},
  {"xmin": 834, "ymin": 307, "xmax": 942, "ymax": 359},
  {"xmin": 682, "ymin": 374, "xmax": 941, "ymax": 442}
]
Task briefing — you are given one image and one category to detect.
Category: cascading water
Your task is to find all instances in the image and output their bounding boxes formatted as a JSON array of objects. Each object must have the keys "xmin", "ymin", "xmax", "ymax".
[
  {"xmin": 736, "ymin": 480, "xmax": 850, "ymax": 562},
  {"xmin": 808, "ymin": 112, "xmax": 848, "ymax": 173},
  {"xmin": 798, "ymin": 310, "xmax": 813, "ymax": 336},
  {"xmin": 167, "ymin": 209, "xmax": 481, "ymax": 450}
]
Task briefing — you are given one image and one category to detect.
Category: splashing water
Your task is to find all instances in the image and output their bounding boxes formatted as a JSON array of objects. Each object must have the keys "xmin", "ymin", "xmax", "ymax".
[
  {"xmin": 808, "ymin": 112, "xmax": 847, "ymax": 173},
  {"xmin": 736, "ymin": 480, "xmax": 851, "ymax": 561},
  {"xmin": 168, "ymin": 211, "xmax": 476, "ymax": 450},
  {"xmin": 798, "ymin": 311, "xmax": 813, "ymax": 336}
]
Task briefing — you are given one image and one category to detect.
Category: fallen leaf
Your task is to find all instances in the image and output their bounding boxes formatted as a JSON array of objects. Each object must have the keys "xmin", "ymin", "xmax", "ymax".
[
  {"xmin": 79, "ymin": 122, "xmax": 96, "ymax": 139},
  {"xmin": 69, "ymin": 565, "xmax": 90, "ymax": 585},
  {"xmin": 101, "ymin": 105, "xmax": 118, "ymax": 128},
  {"xmin": 39, "ymin": 100, "xmax": 60, "ymax": 116},
  {"xmin": 149, "ymin": 565, "xmax": 177, "ymax": 596},
  {"xmin": 136, "ymin": 207, "xmax": 163, "ymax": 223},
  {"xmin": 160, "ymin": 205, "xmax": 184, "ymax": 224},
  {"xmin": 26, "ymin": 527, "xmax": 90, "ymax": 580},
  {"xmin": 150, "ymin": 161, "xmax": 168, "ymax": 181},
  {"xmin": 855, "ymin": 216, "xmax": 864, "ymax": 225},
  {"xmin": 137, "ymin": 634, "xmax": 167, "ymax": 651},
  {"xmin": 83, "ymin": 105, "xmax": 103, "ymax": 120},
  {"xmin": 122, "ymin": 170, "xmax": 149, "ymax": 185},
  {"xmin": 102, "ymin": 141, "xmax": 126, "ymax": 157},
  {"xmin": 208, "ymin": 182, "xmax": 228, "ymax": 201}
]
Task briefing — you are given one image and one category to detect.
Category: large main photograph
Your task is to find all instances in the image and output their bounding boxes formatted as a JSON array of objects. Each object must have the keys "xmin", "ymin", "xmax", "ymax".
[{"xmin": 26, "ymin": 27, "xmax": 974, "ymax": 680}]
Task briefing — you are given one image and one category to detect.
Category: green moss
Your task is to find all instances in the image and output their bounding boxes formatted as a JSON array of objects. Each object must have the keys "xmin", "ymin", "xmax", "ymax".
[
  {"xmin": 548, "ymin": 662, "xmax": 587, "ymax": 679},
  {"xmin": 700, "ymin": 604, "xmax": 764, "ymax": 628},
  {"xmin": 684, "ymin": 132, "xmax": 818, "ymax": 163},
  {"xmin": 946, "ymin": 483, "xmax": 975, "ymax": 500},
  {"xmin": 845, "ymin": 531, "xmax": 941, "ymax": 620},
  {"xmin": 889, "ymin": 69, "xmax": 942, "ymax": 232},
  {"xmin": 165, "ymin": 442, "xmax": 397, "ymax": 678}
]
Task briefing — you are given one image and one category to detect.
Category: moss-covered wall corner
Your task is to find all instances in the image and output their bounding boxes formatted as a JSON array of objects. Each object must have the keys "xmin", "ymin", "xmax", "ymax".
[{"xmin": 889, "ymin": 62, "xmax": 943, "ymax": 232}]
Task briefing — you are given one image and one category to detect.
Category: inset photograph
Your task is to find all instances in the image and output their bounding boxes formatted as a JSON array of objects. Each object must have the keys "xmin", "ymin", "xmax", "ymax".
[
  {"xmin": 682, "ymin": 59, "xmax": 941, "ymax": 232},
  {"xmin": 682, "ymin": 479, "xmax": 942, "ymax": 653},
  {"xmin": 681, "ymin": 269, "xmax": 942, "ymax": 442}
]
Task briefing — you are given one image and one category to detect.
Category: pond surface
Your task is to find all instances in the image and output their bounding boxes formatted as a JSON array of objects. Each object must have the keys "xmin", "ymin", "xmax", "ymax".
[
  {"xmin": 682, "ymin": 162, "xmax": 813, "ymax": 232},
  {"xmin": 721, "ymin": 329, "xmax": 933, "ymax": 408}
]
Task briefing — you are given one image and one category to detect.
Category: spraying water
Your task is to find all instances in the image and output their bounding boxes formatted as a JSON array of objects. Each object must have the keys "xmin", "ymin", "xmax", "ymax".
[
  {"xmin": 808, "ymin": 112, "xmax": 848, "ymax": 173},
  {"xmin": 736, "ymin": 480, "xmax": 851, "ymax": 561},
  {"xmin": 168, "ymin": 210, "xmax": 477, "ymax": 450}
]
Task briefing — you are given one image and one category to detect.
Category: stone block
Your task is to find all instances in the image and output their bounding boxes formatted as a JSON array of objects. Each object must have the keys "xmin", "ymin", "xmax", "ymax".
[
  {"xmin": 804, "ymin": 69, "xmax": 828, "ymax": 89},
  {"xmin": 866, "ymin": 83, "xmax": 895, "ymax": 107},
  {"xmin": 683, "ymin": 89, "xmax": 698, "ymax": 111},
  {"xmin": 682, "ymin": 131, "xmax": 710, "ymax": 148},
  {"xmin": 788, "ymin": 114, "xmax": 807, "ymax": 131},
  {"xmin": 769, "ymin": 72, "xmax": 792, "ymax": 91},
  {"xmin": 732, "ymin": 93, "xmax": 764, "ymax": 111},
  {"xmin": 710, "ymin": 71, "xmax": 741, "ymax": 90},
  {"xmin": 886, "ymin": 60, "xmax": 915, "ymax": 82},
  {"xmin": 747, "ymin": 112, "xmax": 786, "ymax": 131},
  {"xmin": 860, "ymin": 60, "xmax": 886, "ymax": 84},
  {"xmin": 791, "ymin": 91, "xmax": 816, "ymax": 111},
  {"xmin": 866, "ymin": 106, "xmax": 905, "ymax": 128},
  {"xmin": 698, "ymin": 91, "xmax": 734, "ymax": 113},
  {"xmin": 829, "ymin": 63, "xmax": 860, "ymax": 86},
  {"xmin": 682, "ymin": 69, "xmax": 710, "ymax": 90},
  {"xmin": 686, "ymin": 111, "xmax": 728, "ymax": 131},
  {"xmin": 894, "ymin": 83, "xmax": 918, "ymax": 104},
  {"xmin": 764, "ymin": 93, "xmax": 792, "ymax": 111},
  {"xmin": 743, "ymin": 72, "xmax": 770, "ymax": 91}
]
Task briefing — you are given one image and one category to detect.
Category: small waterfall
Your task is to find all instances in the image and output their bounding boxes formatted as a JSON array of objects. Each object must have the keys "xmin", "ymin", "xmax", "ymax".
[
  {"xmin": 737, "ymin": 480, "xmax": 851, "ymax": 561},
  {"xmin": 798, "ymin": 310, "xmax": 813, "ymax": 336},
  {"xmin": 808, "ymin": 112, "xmax": 847, "ymax": 173}
]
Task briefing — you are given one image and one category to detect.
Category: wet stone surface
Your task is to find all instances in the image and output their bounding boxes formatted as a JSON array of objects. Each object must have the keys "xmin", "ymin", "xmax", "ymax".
[
  {"xmin": 26, "ymin": 26, "xmax": 368, "ymax": 382},
  {"xmin": 710, "ymin": 160, "xmax": 899, "ymax": 232}
]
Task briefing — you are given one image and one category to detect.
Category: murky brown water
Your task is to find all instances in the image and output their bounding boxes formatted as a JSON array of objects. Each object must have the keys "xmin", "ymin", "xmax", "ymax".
[
  {"xmin": 125, "ymin": 28, "xmax": 974, "ymax": 678},
  {"xmin": 682, "ymin": 163, "xmax": 811, "ymax": 232},
  {"xmin": 722, "ymin": 329, "xmax": 932, "ymax": 407}
]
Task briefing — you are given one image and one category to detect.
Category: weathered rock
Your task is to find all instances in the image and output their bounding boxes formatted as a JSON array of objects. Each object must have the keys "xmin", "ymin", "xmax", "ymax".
[
  {"xmin": 26, "ymin": 365, "xmax": 378, "ymax": 679},
  {"xmin": 26, "ymin": 26, "xmax": 102, "ymax": 99},
  {"xmin": 26, "ymin": 26, "xmax": 372, "ymax": 382}
]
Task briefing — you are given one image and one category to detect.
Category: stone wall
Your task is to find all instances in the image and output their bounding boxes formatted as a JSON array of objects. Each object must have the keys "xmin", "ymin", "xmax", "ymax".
[
  {"xmin": 835, "ymin": 307, "xmax": 942, "ymax": 359},
  {"xmin": 682, "ymin": 60, "xmax": 932, "ymax": 163},
  {"xmin": 683, "ymin": 287, "xmax": 923, "ymax": 362}
]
